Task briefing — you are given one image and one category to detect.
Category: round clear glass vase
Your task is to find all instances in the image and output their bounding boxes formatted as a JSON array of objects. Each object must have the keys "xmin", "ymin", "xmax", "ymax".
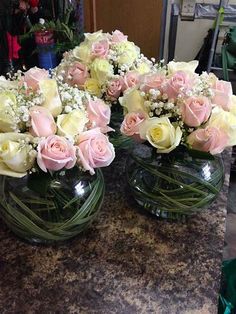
[
  {"xmin": 0, "ymin": 166, "xmax": 104, "ymax": 243},
  {"xmin": 126, "ymin": 144, "xmax": 224, "ymax": 220}
]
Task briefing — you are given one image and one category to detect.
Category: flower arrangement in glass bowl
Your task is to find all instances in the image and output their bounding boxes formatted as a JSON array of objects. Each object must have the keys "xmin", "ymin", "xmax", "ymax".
[
  {"xmin": 0, "ymin": 67, "xmax": 115, "ymax": 242},
  {"xmin": 55, "ymin": 30, "xmax": 155, "ymax": 148},
  {"xmin": 120, "ymin": 60, "xmax": 236, "ymax": 219}
]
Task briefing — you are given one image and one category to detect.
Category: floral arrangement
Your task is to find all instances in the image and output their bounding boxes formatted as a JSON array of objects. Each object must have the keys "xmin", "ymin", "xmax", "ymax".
[
  {"xmin": 55, "ymin": 29, "xmax": 157, "ymax": 148},
  {"xmin": 0, "ymin": 67, "xmax": 115, "ymax": 178},
  {"xmin": 56, "ymin": 30, "xmax": 155, "ymax": 105},
  {"xmin": 120, "ymin": 60, "xmax": 236, "ymax": 155}
]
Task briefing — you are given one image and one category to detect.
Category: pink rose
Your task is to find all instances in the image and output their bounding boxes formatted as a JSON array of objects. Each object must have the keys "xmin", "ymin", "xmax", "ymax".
[
  {"xmin": 140, "ymin": 73, "xmax": 166, "ymax": 93},
  {"xmin": 29, "ymin": 106, "xmax": 57, "ymax": 137},
  {"xmin": 67, "ymin": 61, "xmax": 89, "ymax": 87},
  {"xmin": 106, "ymin": 78, "xmax": 123, "ymax": 100},
  {"xmin": 121, "ymin": 112, "xmax": 146, "ymax": 136},
  {"xmin": 212, "ymin": 79, "xmax": 233, "ymax": 111},
  {"xmin": 37, "ymin": 135, "xmax": 76, "ymax": 172},
  {"xmin": 111, "ymin": 30, "xmax": 127, "ymax": 43},
  {"xmin": 163, "ymin": 71, "xmax": 194, "ymax": 100},
  {"xmin": 77, "ymin": 128, "xmax": 115, "ymax": 175},
  {"xmin": 91, "ymin": 39, "xmax": 109, "ymax": 59},
  {"xmin": 181, "ymin": 96, "xmax": 212, "ymax": 127},
  {"xmin": 122, "ymin": 71, "xmax": 140, "ymax": 91},
  {"xmin": 87, "ymin": 99, "xmax": 111, "ymax": 132},
  {"xmin": 23, "ymin": 67, "xmax": 49, "ymax": 91},
  {"xmin": 187, "ymin": 126, "xmax": 228, "ymax": 154}
]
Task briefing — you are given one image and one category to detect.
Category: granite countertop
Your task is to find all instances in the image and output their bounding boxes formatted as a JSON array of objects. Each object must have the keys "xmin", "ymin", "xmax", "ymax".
[{"xmin": 0, "ymin": 150, "xmax": 232, "ymax": 314}]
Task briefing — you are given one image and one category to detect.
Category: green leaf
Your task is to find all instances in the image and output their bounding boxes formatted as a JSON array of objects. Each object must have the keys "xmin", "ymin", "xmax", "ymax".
[{"xmin": 188, "ymin": 148, "xmax": 215, "ymax": 160}]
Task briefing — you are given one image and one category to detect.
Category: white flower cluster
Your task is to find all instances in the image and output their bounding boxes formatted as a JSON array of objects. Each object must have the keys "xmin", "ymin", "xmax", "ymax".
[
  {"xmin": 142, "ymin": 88, "xmax": 182, "ymax": 124},
  {"xmin": 57, "ymin": 80, "xmax": 89, "ymax": 114}
]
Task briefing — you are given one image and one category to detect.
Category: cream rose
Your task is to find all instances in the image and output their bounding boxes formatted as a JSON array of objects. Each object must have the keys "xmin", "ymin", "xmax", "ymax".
[
  {"xmin": 0, "ymin": 76, "xmax": 18, "ymax": 89},
  {"xmin": 0, "ymin": 92, "xmax": 17, "ymax": 132},
  {"xmin": 167, "ymin": 60, "xmax": 199, "ymax": 75},
  {"xmin": 139, "ymin": 117, "xmax": 182, "ymax": 153},
  {"xmin": 230, "ymin": 95, "xmax": 236, "ymax": 116},
  {"xmin": 84, "ymin": 78, "xmax": 102, "ymax": 97},
  {"xmin": 73, "ymin": 43, "xmax": 92, "ymax": 64},
  {"xmin": 90, "ymin": 58, "xmax": 114, "ymax": 85},
  {"xmin": 116, "ymin": 41, "xmax": 140, "ymax": 67},
  {"xmin": 0, "ymin": 133, "xmax": 36, "ymax": 177},
  {"xmin": 135, "ymin": 62, "xmax": 151, "ymax": 75},
  {"xmin": 57, "ymin": 109, "xmax": 88, "ymax": 137},
  {"xmin": 207, "ymin": 107, "xmax": 236, "ymax": 146},
  {"xmin": 39, "ymin": 79, "xmax": 62, "ymax": 117},
  {"xmin": 119, "ymin": 88, "xmax": 147, "ymax": 114},
  {"xmin": 84, "ymin": 30, "xmax": 104, "ymax": 43}
]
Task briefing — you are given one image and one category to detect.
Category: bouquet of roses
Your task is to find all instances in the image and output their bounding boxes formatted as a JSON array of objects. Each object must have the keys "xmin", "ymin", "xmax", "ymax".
[
  {"xmin": 55, "ymin": 29, "xmax": 157, "ymax": 149},
  {"xmin": 56, "ymin": 30, "xmax": 154, "ymax": 104},
  {"xmin": 120, "ymin": 60, "xmax": 236, "ymax": 155},
  {"xmin": 122, "ymin": 60, "xmax": 236, "ymax": 218},
  {"xmin": 0, "ymin": 66, "xmax": 115, "ymax": 178}
]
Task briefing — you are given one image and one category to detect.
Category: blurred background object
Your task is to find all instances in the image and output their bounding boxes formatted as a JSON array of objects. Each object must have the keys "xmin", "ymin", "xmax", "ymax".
[{"xmin": 0, "ymin": 0, "xmax": 83, "ymax": 74}]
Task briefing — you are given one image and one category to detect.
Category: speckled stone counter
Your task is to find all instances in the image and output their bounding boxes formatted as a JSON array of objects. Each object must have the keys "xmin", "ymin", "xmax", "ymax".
[{"xmin": 0, "ymin": 150, "xmax": 232, "ymax": 314}]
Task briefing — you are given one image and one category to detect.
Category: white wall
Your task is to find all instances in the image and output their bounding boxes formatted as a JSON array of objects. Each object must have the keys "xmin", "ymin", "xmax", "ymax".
[{"xmin": 164, "ymin": 0, "xmax": 236, "ymax": 62}]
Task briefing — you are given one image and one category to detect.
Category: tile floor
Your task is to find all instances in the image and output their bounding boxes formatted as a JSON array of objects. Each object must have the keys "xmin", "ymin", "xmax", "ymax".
[{"xmin": 223, "ymin": 154, "xmax": 236, "ymax": 260}]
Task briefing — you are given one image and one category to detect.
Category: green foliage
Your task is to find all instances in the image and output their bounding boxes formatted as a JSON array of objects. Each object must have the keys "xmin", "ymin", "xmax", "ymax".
[{"xmin": 20, "ymin": 8, "xmax": 83, "ymax": 55}]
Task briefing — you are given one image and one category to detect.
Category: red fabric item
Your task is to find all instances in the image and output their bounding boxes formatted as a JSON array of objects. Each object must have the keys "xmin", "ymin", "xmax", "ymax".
[
  {"xmin": 6, "ymin": 32, "xmax": 21, "ymax": 60},
  {"xmin": 29, "ymin": 0, "xmax": 39, "ymax": 7}
]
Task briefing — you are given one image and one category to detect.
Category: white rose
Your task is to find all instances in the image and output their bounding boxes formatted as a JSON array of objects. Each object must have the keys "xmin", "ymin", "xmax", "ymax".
[
  {"xmin": 139, "ymin": 117, "xmax": 182, "ymax": 153},
  {"xmin": 116, "ymin": 41, "xmax": 140, "ymax": 67},
  {"xmin": 230, "ymin": 95, "xmax": 236, "ymax": 116},
  {"xmin": 167, "ymin": 60, "xmax": 199, "ymax": 75},
  {"xmin": 119, "ymin": 88, "xmax": 147, "ymax": 114},
  {"xmin": 84, "ymin": 30, "xmax": 104, "ymax": 43},
  {"xmin": 0, "ymin": 76, "xmax": 18, "ymax": 89},
  {"xmin": 39, "ymin": 79, "xmax": 62, "ymax": 117},
  {"xmin": 90, "ymin": 58, "xmax": 114, "ymax": 85},
  {"xmin": 0, "ymin": 92, "xmax": 17, "ymax": 132},
  {"xmin": 73, "ymin": 43, "xmax": 92, "ymax": 64},
  {"xmin": 134, "ymin": 62, "xmax": 151, "ymax": 74},
  {"xmin": 57, "ymin": 109, "xmax": 88, "ymax": 137},
  {"xmin": 0, "ymin": 133, "xmax": 36, "ymax": 177},
  {"xmin": 208, "ymin": 106, "xmax": 236, "ymax": 146}
]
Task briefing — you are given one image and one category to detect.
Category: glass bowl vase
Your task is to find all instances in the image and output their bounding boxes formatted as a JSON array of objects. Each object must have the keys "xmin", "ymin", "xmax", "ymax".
[
  {"xmin": 126, "ymin": 144, "xmax": 224, "ymax": 220},
  {"xmin": 0, "ymin": 166, "xmax": 104, "ymax": 243}
]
